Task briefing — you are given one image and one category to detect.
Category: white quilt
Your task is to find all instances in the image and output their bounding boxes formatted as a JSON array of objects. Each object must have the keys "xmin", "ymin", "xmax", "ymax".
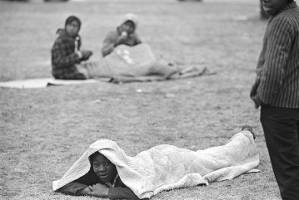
[{"xmin": 52, "ymin": 131, "xmax": 259, "ymax": 199}]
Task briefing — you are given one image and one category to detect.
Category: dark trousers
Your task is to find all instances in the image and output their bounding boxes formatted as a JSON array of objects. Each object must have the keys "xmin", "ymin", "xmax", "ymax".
[
  {"xmin": 260, "ymin": 105, "xmax": 299, "ymax": 200},
  {"xmin": 52, "ymin": 66, "xmax": 87, "ymax": 80}
]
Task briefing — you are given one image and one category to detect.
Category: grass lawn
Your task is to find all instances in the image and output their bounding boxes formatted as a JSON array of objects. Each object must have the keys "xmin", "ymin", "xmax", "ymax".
[{"xmin": 0, "ymin": 0, "xmax": 281, "ymax": 199}]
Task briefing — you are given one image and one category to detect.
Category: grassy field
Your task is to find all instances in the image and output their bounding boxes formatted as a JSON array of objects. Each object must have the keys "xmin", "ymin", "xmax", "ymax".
[{"xmin": 0, "ymin": 0, "xmax": 282, "ymax": 199}]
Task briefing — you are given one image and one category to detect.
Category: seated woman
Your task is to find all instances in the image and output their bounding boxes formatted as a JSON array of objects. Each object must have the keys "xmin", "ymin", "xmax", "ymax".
[
  {"xmin": 58, "ymin": 152, "xmax": 146, "ymax": 200},
  {"xmin": 51, "ymin": 15, "xmax": 93, "ymax": 80},
  {"xmin": 102, "ymin": 13, "xmax": 142, "ymax": 58},
  {"xmin": 101, "ymin": 13, "xmax": 179, "ymax": 78},
  {"xmin": 54, "ymin": 127, "xmax": 259, "ymax": 200}
]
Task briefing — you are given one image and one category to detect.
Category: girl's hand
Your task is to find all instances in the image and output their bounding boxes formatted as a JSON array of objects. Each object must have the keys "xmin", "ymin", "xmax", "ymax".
[
  {"xmin": 90, "ymin": 183, "xmax": 109, "ymax": 198},
  {"xmin": 78, "ymin": 186, "xmax": 93, "ymax": 196},
  {"xmin": 118, "ymin": 31, "xmax": 128, "ymax": 42}
]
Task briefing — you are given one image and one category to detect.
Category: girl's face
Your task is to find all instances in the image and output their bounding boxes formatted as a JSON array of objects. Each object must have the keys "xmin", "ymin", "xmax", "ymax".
[
  {"xmin": 119, "ymin": 21, "xmax": 135, "ymax": 34},
  {"xmin": 65, "ymin": 20, "xmax": 80, "ymax": 37},
  {"xmin": 92, "ymin": 153, "xmax": 117, "ymax": 183},
  {"xmin": 262, "ymin": 0, "xmax": 289, "ymax": 15}
]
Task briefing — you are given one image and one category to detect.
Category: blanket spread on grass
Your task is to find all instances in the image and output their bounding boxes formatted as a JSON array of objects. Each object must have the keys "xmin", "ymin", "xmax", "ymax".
[
  {"xmin": 90, "ymin": 44, "xmax": 213, "ymax": 79},
  {"xmin": 52, "ymin": 131, "xmax": 259, "ymax": 199},
  {"xmin": 0, "ymin": 67, "xmax": 210, "ymax": 88},
  {"xmin": 0, "ymin": 78, "xmax": 100, "ymax": 89},
  {"xmin": 0, "ymin": 44, "xmax": 213, "ymax": 88},
  {"xmin": 101, "ymin": 43, "xmax": 157, "ymax": 77}
]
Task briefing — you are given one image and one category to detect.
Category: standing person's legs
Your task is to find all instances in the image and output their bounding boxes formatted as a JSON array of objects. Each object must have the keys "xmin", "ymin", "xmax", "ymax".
[{"xmin": 260, "ymin": 105, "xmax": 299, "ymax": 200}]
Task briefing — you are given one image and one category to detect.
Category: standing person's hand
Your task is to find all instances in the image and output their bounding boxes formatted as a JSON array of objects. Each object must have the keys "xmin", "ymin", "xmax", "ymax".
[
  {"xmin": 90, "ymin": 183, "xmax": 109, "ymax": 198},
  {"xmin": 252, "ymin": 96, "xmax": 263, "ymax": 109},
  {"xmin": 250, "ymin": 79, "xmax": 260, "ymax": 98},
  {"xmin": 250, "ymin": 78, "xmax": 262, "ymax": 108}
]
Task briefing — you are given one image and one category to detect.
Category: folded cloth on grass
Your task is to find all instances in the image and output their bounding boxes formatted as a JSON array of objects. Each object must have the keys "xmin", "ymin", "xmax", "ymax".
[
  {"xmin": 102, "ymin": 43, "xmax": 157, "ymax": 77},
  {"xmin": 0, "ymin": 44, "xmax": 212, "ymax": 88},
  {"xmin": 53, "ymin": 130, "xmax": 259, "ymax": 199},
  {"xmin": 0, "ymin": 78, "xmax": 99, "ymax": 89},
  {"xmin": 0, "ymin": 67, "xmax": 212, "ymax": 88}
]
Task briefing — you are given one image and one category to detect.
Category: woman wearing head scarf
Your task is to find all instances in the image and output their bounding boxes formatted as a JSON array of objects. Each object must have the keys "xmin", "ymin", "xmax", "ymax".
[{"xmin": 102, "ymin": 13, "xmax": 142, "ymax": 57}]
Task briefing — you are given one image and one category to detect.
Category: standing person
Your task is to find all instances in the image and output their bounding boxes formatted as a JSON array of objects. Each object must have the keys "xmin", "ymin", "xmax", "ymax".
[
  {"xmin": 250, "ymin": 0, "xmax": 299, "ymax": 199},
  {"xmin": 51, "ymin": 15, "xmax": 93, "ymax": 80}
]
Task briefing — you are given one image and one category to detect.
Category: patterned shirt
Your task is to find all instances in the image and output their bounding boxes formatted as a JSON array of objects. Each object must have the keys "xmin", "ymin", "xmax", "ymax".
[
  {"xmin": 51, "ymin": 29, "xmax": 82, "ymax": 76},
  {"xmin": 255, "ymin": 2, "xmax": 299, "ymax": 108}
]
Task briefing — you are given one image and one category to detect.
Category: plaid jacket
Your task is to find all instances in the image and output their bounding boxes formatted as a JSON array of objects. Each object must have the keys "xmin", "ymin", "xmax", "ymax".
[
  {"xmin": 253, "ymin": 2, "xmax": 299, "ymax": 108},
  {"xmin": 51, "ymin": 29, "xmax": 82, "ymax": 76}
]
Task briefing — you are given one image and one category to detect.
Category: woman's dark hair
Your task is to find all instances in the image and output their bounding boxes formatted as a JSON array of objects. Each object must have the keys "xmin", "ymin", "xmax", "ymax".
[
  {"xmin": 65, "ymin": 15, "xmax": 81, "ymax": 28},
  {"xmin": 124, "ymin": 20, "xmax": 136, "ymax": 30},
  {"xmin": 89, "ymin": 152, "xmax": 101, "ymax": 163}
]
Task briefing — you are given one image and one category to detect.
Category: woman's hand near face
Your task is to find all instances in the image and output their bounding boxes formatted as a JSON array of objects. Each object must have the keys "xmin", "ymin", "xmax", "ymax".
[
  {"xmin": 117, "ymin": 31, "xmax": 128, "ymax": 44},
  {"xmin": 90, "ymin": 183, "xmax": 109, "ymax": 198}
]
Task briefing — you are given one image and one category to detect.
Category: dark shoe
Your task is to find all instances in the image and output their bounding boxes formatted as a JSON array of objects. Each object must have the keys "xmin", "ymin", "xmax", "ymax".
[{"xmin": 241, "ymin": 125, "xmax": 256, "ymax": 140}]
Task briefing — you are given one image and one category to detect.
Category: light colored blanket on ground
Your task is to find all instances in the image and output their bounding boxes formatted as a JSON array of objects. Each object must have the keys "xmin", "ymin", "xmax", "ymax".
[
  {"xmin": 102, "ymin": 43, "xmax": 157, "ymax": 77},
  {"xmin": 52, "ymin": 131, "xmax": 259, "ymax": 199},
  {"xmin": 0, "ymin": 78, "xmax": 99, "ymax": 89},
  {"xmin": 0, "ymin": 67, "xmax": 212, "ymax": 88},
  {"xmin": 0, "ymin": 68, "xmax": 210, "ymax": 88},
  {"xmin": 81, "ymin": 44, "xmax": 214, "ymax": 81}
]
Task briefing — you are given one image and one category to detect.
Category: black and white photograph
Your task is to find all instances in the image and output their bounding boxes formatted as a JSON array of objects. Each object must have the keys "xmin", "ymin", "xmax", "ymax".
[{"xmin": 1, "ymin": 0, "xmax": 299, "ymax": 199}]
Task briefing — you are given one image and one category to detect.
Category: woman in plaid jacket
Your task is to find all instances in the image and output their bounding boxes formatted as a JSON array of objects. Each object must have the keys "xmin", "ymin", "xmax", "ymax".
[{"xmin": 51, "ymin": 15, "xmax": 92, "ymax": 80}]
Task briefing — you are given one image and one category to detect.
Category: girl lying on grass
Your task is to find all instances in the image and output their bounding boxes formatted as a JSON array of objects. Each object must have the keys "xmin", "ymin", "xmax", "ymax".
[
  {"xmin": 58, "ymin": 151, "xmax": 147, "ymax": 200},
  {"xmin": 53, "ymin": 127, "xmax": 259, "ymax": 200}
]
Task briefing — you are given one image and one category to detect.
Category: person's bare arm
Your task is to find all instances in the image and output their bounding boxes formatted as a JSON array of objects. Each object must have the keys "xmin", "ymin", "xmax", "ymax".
[
  {"xmin": 89, "ymin": 183, "xmax": 109, "ymax": 198},
  {"xmin": 58, "ymin": 181, "xmax": 89, "ymax": 196}
]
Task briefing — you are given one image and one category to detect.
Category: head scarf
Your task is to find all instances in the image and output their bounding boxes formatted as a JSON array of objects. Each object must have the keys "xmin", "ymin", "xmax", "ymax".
[
  {"xmin": 65, "ymin": 15, "xmax": 81, "ymax": 29},
  {"xmin": 119, "ymin": 13, "xmax": 138, "ymax": 29}
]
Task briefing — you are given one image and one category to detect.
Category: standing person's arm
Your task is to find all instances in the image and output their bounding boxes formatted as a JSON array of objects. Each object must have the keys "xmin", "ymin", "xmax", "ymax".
[
  {"xmin": 250, "ymin": 27, "xmax": 268, "ymax": 108},
  {"xmin": 251, "ymin": 49, "xmax": 264, "ymax": 107},
  {"xmin": 256, "ymin": 17, "xmax": 294, "ymax": 105}
]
